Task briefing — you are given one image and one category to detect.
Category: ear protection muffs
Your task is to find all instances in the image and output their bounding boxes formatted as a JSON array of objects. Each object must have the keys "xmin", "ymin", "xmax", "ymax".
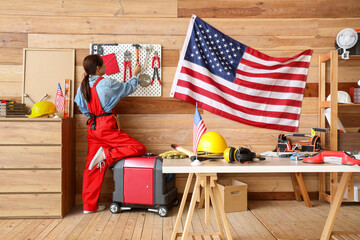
[
  {"xmin": 236, "ymin": 147, "xmax": 256, "ymax": 163},
  {"xmin": 224, "ymin": 147, "xmax": 256, "ymax": 163},
  {"xmin": 224, "ymin": 147, "xmax": 236, "ymax": 162}
]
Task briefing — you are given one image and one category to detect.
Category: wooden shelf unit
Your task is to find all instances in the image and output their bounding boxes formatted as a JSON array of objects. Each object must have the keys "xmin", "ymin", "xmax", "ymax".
[
  {"xmin": 318, "ymin": 50, "xmax": 360, "ymax": 203},
  {"xmin": 0, "ymin": 117, "xmax": 75, "ymax": 218}
]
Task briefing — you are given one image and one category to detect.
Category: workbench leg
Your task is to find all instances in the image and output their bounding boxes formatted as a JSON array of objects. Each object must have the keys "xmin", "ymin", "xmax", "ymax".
[
  {"xmin": 171, "ymin": 173, "xmax": 194, "ymax": 240},
  {"xmin": 212, "ymin": 178, "xmax": 233, "ymax": 240},
  {"xmin": 209, "ymin": 179, "xmax": 225, "ymax": 240},
  {"xmin": 320, "ymin": 172, "xmax": 353, "ymax": 240},
  {"xmin": 198, "ymin": 180, "xmax": 205, "ymax": 209},
  {"xmin": 205, "ymin": 176, "xmax": 210, "ymax": 225},
  {"xmin": 319, "ymin": 173, "xmax": 326, "ymax": 201},
  {"xmin": 181, "ymin": 175, "xmax": 201, "ymax": 240},
  {"xmin": 295, "ymin": 172, "xmax": 312, "ymax": 208},
  {"xmin": 290, "ymin": 173, "xmax": 302, "ymax": 201}
]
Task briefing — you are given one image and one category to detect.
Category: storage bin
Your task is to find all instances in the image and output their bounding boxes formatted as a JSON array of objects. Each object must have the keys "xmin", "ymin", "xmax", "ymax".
[{"xmin": 217, "ymin": 179, "xmax": 247, "ymax": 212}]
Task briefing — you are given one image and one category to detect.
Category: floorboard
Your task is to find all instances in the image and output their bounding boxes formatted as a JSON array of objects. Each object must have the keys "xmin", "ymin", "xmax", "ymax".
[{"xmin": 0, "ymin": 201, "xmax": 358, "ymax": 240}]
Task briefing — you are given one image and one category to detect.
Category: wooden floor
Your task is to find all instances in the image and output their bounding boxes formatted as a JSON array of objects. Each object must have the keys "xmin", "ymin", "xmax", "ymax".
[{"xmin": 0, "ymin": 201, "xmax": 359, "ymax": 240}]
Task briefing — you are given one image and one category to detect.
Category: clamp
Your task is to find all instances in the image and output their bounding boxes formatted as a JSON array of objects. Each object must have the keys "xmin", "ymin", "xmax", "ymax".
[
  {"xmin": 151, "ymin": 51, "xmax": 161, "ymax": 86},
  {"xmin": 123, "ymin": 50, "xmax": 132, "ymax": 82}
]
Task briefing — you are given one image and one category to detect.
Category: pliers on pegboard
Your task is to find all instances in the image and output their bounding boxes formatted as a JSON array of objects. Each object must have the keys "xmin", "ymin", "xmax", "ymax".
[
  {"xmin": 123, "ymin": 50, "xmax": 132, "ymax": 82},
  {"xmin": 151, "ymin": 51, "xmax": 161, "ymax": 86}
]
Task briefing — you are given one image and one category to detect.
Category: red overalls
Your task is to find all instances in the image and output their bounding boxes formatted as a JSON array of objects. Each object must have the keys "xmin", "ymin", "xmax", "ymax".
[{"xmin": 82, "ymin": 77, "xmax": 146, "ymax": 211}]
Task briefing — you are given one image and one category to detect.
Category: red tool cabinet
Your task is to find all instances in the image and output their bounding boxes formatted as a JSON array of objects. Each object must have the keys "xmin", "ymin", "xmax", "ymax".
[{"xmin": 110, "ymin": 156, "xmax": 178, "ymax": 217}]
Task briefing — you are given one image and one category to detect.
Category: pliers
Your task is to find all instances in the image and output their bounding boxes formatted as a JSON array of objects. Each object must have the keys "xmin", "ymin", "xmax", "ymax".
[
  {"xmin": 123, "ymin": 50, "xmax": 132, "ymax": 82},
  {"xmin": 151, "ymin": 51, "xmax": 161, "ymax": 86}
]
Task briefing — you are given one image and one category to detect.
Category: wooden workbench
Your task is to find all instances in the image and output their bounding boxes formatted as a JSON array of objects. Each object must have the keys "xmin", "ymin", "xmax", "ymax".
[{"xmin": 163, "ymin": 157, "xmax": 360, "ymax": 240}]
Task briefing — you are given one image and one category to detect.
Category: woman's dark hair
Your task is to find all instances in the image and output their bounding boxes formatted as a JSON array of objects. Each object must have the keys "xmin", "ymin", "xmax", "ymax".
[{"xmin": 81, "ymin": 54, "xmax": 104, "ymax": 102}]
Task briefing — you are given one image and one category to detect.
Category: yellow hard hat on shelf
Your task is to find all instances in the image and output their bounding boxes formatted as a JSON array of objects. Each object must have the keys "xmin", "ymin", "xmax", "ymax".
[
  {"xmin": 29, "ymin": 101, "xmax": 57, "ymax": 118},
  {"xmin": 197, "ymin": 132, "xmax": 227, "ymax": 153}
]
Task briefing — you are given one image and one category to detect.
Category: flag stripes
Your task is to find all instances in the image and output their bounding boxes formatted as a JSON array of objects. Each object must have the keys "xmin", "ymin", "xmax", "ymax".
[{"xmin": 171, "ymin": 15, "xmax": 312, "ymax": 132}]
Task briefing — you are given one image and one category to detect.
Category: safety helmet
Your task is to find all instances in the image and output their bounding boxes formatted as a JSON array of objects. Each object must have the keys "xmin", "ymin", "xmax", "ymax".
[
  {"xmin": 326, "ymin": 91, "xmax": 353, "ymax": 104},
  {"xmin": 197, "ymin": 132, "xmax": 227, "ymax": 153},
  {"xmin": 29, "ymin": 101, "xmax": 57, "ymax": 118}
]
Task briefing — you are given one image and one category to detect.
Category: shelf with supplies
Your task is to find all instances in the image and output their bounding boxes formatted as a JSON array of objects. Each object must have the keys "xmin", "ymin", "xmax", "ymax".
[{"xmin": 318, "ymin": 50, "xmax": 360, "ymax": 204}]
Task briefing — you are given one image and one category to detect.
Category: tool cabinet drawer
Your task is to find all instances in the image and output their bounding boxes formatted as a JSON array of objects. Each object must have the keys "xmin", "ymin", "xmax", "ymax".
[
  {"xmin": 0, "ymin": 146, "xmax": 61, "ymax": 168},
  {"xmin": 0, "ymin": 170, "xmax": 61, "ymax": 193},
  {"xmin": 0, "ymin": 193, "xmax": 61, "ymax": 217},
  {"xmin": 0, "ymin": 121, "xmax": 61, "ymax": 144}
]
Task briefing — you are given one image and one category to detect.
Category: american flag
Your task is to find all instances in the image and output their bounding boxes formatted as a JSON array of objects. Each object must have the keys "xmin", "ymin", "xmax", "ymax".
[
  {"xmin": 55, "ymin": 83, "xmax": 64, "ymax": 110},
  {"xmin": 171, "ymin": 15, "xmax": 313, "ymax": 132},
  {"xmin": 193, "ymin": 105, "xmax": 207, "ymax": 153}
]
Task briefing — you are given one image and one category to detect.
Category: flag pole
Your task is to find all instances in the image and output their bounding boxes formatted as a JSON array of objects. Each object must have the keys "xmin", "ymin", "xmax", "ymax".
[{"xmin": 195, "ymin": 102, "xmax": 198, "ymax": 161}]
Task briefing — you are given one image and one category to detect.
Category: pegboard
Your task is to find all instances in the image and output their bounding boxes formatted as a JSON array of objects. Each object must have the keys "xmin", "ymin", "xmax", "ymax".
[{"xmin": 90, "ymin": 44, "xmax": 162, "ymax": 97}]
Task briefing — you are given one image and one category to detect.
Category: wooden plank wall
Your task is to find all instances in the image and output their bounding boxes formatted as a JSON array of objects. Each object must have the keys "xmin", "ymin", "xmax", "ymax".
[{"xmin": 1, "ymin": 0, "xmax": 360, "ymax": 204}]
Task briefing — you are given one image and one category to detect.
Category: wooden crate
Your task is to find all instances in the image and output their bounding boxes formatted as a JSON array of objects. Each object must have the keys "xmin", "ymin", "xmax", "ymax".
[{"xmin": 0, "ymin": 102, "xmax": 26, "ymax": 116}]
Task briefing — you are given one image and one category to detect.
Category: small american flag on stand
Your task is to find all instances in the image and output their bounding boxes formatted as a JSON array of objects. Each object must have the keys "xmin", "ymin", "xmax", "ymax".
[
  {"xmin": 193, "ymin": 105, "xmax": 207, "ymax": 154},
  {"xmin": 55, "ymin": 83, "xmax": 64, "ymax": 110},
  {"xmin": 171, "ymin": 15, "xmax": 313, "ymax": 132}
]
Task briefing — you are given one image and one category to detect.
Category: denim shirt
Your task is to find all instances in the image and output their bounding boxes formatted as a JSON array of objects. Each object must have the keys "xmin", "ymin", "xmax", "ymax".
[{"xmin": 74, "ymin": 75, "xmax": 139, "ymax": 116}]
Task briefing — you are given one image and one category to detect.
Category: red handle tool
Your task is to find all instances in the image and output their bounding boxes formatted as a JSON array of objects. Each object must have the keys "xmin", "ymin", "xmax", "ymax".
[{"xmin": 303, "ymin": 150, "xmax": 360, "ymax": 165}]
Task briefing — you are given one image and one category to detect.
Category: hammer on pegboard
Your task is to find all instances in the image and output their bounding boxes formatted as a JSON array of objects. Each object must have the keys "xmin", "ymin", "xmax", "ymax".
[{"xmin": 132, "ymin": 44, "xmax": 142, "ymax": 65}]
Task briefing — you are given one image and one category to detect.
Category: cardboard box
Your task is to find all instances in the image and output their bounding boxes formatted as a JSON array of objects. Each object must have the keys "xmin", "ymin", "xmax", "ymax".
[{"xmin": 217, "ymin": 179, "xmax": 247, "ymax": 212}]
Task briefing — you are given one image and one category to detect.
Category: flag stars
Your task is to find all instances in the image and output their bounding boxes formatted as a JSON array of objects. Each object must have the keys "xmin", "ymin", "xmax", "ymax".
[
  {"xmin": 193, "ymin": 46, "xmax": 196, "ymax": 49},
  {"xmin": 229, "ymin": 42, "xmax": 233, "ymax": 46},
  {"xmin": 237, "ymin": 46, "xmax": 241, "ymax": 50},
  {"xmin": 214, "ymin": 34, "xmax": 218, "ymax": 37},
  {"xmin": 206, "ymin": 29, "xmax": 210, "ymax": 33},
  {"xmin": 233, "ymin": 54, "xmax": 237, "ymax": 57},
  {"xmin": 199, "ymin": 24, "xmax": 202, "ymax": 28},
  {"xmin": 191, "ymin": 53, "xmax": 194, "ymax": 57},
  {"xmin": 227, "ymin": 72, "xmax": 231, "ymax": 76}
]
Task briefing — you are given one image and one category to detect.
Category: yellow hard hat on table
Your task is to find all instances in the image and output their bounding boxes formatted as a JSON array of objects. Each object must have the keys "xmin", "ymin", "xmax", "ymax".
[
  {"xmin": 29, "ymin": 101, "xmax": 57, "ymax": 118},
  {"xmin": 197, "ymin": 132, "xmax": 227, "ymax": 153}
]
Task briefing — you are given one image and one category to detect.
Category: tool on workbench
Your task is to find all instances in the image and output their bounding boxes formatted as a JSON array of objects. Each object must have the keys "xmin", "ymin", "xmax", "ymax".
[
  {"xmin": 303, "ymin": 150, "xmax": 360, "ymax": 165},
  {"xmin": 159, "ymin": 150, "xmax": 188, "ymax": 159},
  {"xmin": 151, "ymin": 51, "xmax": 161, "ymax": 86},
  {"xmin": 275, "ymin": 133, "xmax": 322, "ymax": 153},
  {"xmin": 132, "ymin": 44, "xmax": 142, "ymax": 65},
  {"xmin": 123, "ymin": 50, "xmax": 132, "ymax": 82},
  {"xmin": 223, "ymin": 147, "xmax": 265, "ymax": 163}
]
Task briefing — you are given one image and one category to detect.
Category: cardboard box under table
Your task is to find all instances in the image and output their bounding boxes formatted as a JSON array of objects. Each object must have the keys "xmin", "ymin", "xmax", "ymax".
[{"xmin": 217, "ymin": 179, "xmax": 248, "ymax": 212}]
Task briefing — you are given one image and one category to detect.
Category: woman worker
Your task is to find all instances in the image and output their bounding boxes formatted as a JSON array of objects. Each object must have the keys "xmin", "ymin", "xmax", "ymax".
[{"xmin": 74, "ymin": 54, "xmax": 146, "ymax": 214}]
